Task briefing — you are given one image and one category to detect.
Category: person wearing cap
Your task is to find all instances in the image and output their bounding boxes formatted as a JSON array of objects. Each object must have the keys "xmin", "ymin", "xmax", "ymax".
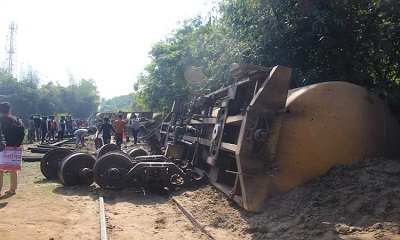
[{"xmin": 114, "ymin": 114, "xmax": 125, "ymax": 147}]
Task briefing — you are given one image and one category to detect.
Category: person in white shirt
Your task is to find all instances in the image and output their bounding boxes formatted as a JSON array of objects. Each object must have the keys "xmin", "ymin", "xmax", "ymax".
[{"xmin": 73, "ymin": 128, "xmax": 93, "ymax": 149}]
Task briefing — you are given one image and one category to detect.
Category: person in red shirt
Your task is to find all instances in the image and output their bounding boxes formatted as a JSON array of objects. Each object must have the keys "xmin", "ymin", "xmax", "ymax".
[
  {"xmin": 47, "ymin": 115, "xmax": 57, "ymax": 141},
  {"xmin": 114, "ymin": 114, "xmax": 125, "ymax": 147}
]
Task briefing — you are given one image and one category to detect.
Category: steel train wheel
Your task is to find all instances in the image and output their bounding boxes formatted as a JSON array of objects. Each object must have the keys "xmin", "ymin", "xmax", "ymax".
[
  {"xmin": 58, "ymin": 153, "xmax": 97, "ymax": 186},
  {"xmin": 93, "ymin": 151, "xmax": 134, "ymax": 189},
  {"xmin": 40, "ymin": 148, "xmax": 73, "ymax": 179},
  {"xmin": 107, "ymin": 150, "xmax": 135, "ymax": 162},
  {"xmin": 96, "ymin": 143, "xmax": 121, "ymax": 159},
  {"xmin": 126, "ymin": 148, "xmax": 148, "ymax": 159}
]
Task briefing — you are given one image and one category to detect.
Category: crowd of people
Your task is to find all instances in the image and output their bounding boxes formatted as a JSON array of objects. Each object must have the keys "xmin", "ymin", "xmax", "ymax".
[
  {"xmin": 26, "ymin": 112, "xmax": 148, "ymax": 150},
  {"xmin": 95, "ymin": 113, "xmax": 143, "ymax": 148},
  {"xmin": 26, "ymin": 115, "xmax": 97, "ymax": 144},
  {"xmin": 0, "ymin": 105, "xmax": 150, "ymax": 196}
]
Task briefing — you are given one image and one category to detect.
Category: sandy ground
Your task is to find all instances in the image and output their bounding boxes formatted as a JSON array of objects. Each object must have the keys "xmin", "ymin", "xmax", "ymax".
[
  {"xmin": 0, "ymin": 140, "xmax": 399, "ymax": 240},
  {"xmin": 0, "ymin": 170, "xmax": 100, "ymax": 239}
]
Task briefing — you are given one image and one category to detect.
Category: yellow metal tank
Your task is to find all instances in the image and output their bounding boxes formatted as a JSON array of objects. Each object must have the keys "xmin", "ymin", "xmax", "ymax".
[{"xmin": 270, "ymin": 82, "xmax": 400, "ymax": 193}]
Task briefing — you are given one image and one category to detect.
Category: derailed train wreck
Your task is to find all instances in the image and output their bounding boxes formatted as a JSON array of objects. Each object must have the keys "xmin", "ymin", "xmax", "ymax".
[
  {"xmin": 157, "ymin": 64, "xmax": 295, "ymax": 211},
  {"xmin": 41, "ymin": 63, "xmax": 400, "ymax": 212},
  {"xmin": 92, "ymin": 64, "xmax": 294, "ymax": 212}
]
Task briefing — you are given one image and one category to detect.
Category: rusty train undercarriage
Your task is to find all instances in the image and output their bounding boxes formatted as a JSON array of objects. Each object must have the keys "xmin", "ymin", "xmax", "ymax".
[{"xmin": 41, "ymin": 63, "xmax": 400, "ymax": 212}]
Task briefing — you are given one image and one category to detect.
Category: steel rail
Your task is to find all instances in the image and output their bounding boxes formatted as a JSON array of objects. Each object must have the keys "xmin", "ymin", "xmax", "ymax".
[
  {"xmin": 99, "ymin": 194, "xmax": 107, "ymax": 240},
  {"xmin": 98, "ymin": 191, "xmax": 216, "ymax": 240},
  {"xmin": 171, "ymin": 196, "xmax": 217, "ymax": 240}
]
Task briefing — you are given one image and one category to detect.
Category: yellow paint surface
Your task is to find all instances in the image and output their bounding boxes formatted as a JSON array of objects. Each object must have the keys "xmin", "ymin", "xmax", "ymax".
[{"xmin": 270, "ymin": 82, "xmax": 400, "ymax": 193}]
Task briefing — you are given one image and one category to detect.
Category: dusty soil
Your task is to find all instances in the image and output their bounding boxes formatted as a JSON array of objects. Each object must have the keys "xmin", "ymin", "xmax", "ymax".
[
  {"xmin": 171, "ymin": 157, "xmax": 400, "ymax": 240},
  {"xmin": 0, "ymin": 139, "xmax": 399, "ymax": 239}
]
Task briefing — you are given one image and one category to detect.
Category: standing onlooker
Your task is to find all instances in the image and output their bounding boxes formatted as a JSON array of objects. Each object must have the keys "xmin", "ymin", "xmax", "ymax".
[
  {"xmin": 73, "ymin": 119, "xmax": 78, "ymax": 130},
  {"xmin": 97, "ymin": 117, "xmax": 116, "ymax": 145},
  {"xmin": 0, "ymin": 123, "xmax": 6, "ymax": 196},
  {"xmin": 0, "ymin": 102, "xmax": 25, "ymax": 195},
  {"xmin": 96, "ymin": 119, "xmax": 103, "ymax": 131},
  {"xmin": 27, "ymin": 115, "xmax": 35, "ymax": 143},
  {"xmin": 130, "ymin": 115, "xmax": 140, "ymax": 145},
  {"xmin": 114, "ymin": 114, "xmax": 125, "ymax": 147},
  {"xmin": 88, "ymin": 118, "xmax": 93, "ymax": 127},
  {"xmin": 57, "ymin": 116, "xmax": 66, "ymax": 141},
  {"xmin": 78, "ymin": 119, "xmax": 83, "ymax": 128},
  {"xmin": 33, "ymin": 115, "xmax": 41, "ymax": 141},
  {"xmin": 66, "ymin": 116, "xmax": 73, "ymax": 135},
  {"xmin": 40, "ymin": 116, "xmax": 48, "ymax": 144},
  {"xmin": 47, "ymin": 115, "xmax": 57, "ymax": 141},
  {"xmin": 0, "ymin": 123, "xmax": 5, "ymax": 152}
]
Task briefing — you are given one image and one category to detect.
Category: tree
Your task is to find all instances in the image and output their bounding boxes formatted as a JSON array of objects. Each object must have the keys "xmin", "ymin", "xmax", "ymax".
[
  {"xmin": 219, "ymin": 0, "xmax": 400, "ymax": 89},
  {"xmin": 135, "ymin": 0, "xmax": 400, "ymax": 118},
  {"xmin": 62, "ymin": 79, "xmax": 100, "ymax": 118},
  {"xmin": 135, "ymin": 39, "xmax": 190, "ymax": 111},
  {"xmin": 1, "ymin": 65, "xmax": 102, "ymax": 121},
  {"xmin": 134, "ymin": 16, "xmax": 225, "ymax": 111},
  {"xmin": 0, "ymin": 68, "xmax": 39, "ymax": 122},
  {"xmin": 19, "ymin": 64, "xmax": 41, "ymax": 87},
  {"xmin": 37, "ymin": 82, "xmax": 63, "ymax": 115},
  {"xmin": 99, "ymin": 94, "xmax": 136, "ymax": 112}
]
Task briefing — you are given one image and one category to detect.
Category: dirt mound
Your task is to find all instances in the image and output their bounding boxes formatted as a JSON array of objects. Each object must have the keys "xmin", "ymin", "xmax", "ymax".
[
  {"xmin": 247, "ymin": 158, "xmax": 400, "ymax": 239},
  {"xmin": 174, "ymin": 158, "xmax": 400, "ymax": 239}
]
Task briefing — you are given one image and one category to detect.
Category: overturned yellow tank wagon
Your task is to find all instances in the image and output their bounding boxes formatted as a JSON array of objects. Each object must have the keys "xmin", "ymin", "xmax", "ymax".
[
  {"xmin": 270, "ymin": 82, "xmax": 400, "ymax": 194},
  {"xmin": 158, "ymin": 63, "xmax": 400, "ymax": 212},
  {"xmin": 84, "ymin": 63, "xmax": 400, "ymax": 213}
]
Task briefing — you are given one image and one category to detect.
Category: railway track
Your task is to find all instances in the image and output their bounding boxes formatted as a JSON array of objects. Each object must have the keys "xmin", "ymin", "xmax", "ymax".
[{"xmin": 98, "ymin": 189, "xmax": 216, "ymax": 240}]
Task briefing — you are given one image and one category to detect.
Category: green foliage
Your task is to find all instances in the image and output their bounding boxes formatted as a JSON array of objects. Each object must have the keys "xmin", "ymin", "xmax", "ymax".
[
  {"xmin": 2, "ymin": 0, "xmax": 399, "ymax": 120},
  {"xmin": 0, "ymin": 67, "xmax": 101, "ymax": 123},
  {"xmin": 218, "ymin": 0, "xmax": 400, "ymax": 96},
  {"xmin": 55, "ymin": 113, "xmax": 68, "ymax": 120},
  {"xmin": 19, "ymin": 64, "xmax": 41, "ymax": 87},
  {"xmin": 134, "ymin": 0, "xmax": 400, "ymax": 118},
  {"xmin": 99, "ymin": 94, "xmax": 138, "ymax": 112},
  {"xmin": 0, "ymin": 69, "xmax": 36, "ymax": 121},
  {"xmin": 38, "ymin": 82, "xmax": 63, "ymax": 114},
  {"xmin": 71, "ymin": 79, "xmax": 100, "ymax": 117}
]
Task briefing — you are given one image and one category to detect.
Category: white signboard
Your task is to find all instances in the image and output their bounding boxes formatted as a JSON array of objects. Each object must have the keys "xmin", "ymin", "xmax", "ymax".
[{"xmin": 0, "ymin": 146, "xmax": 23, "ymax": 171}]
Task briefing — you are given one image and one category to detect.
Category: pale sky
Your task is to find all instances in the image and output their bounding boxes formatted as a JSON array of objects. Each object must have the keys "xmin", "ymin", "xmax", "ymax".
[{"xmin": 0, "ymin": 0, "xmax": 216, "ymax": 99}]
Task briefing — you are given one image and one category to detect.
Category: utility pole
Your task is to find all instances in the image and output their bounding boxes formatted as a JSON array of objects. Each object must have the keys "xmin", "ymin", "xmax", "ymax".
[{"xmin": 5, "ymin": 22, "xmax": 18, "ymax": 77}]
